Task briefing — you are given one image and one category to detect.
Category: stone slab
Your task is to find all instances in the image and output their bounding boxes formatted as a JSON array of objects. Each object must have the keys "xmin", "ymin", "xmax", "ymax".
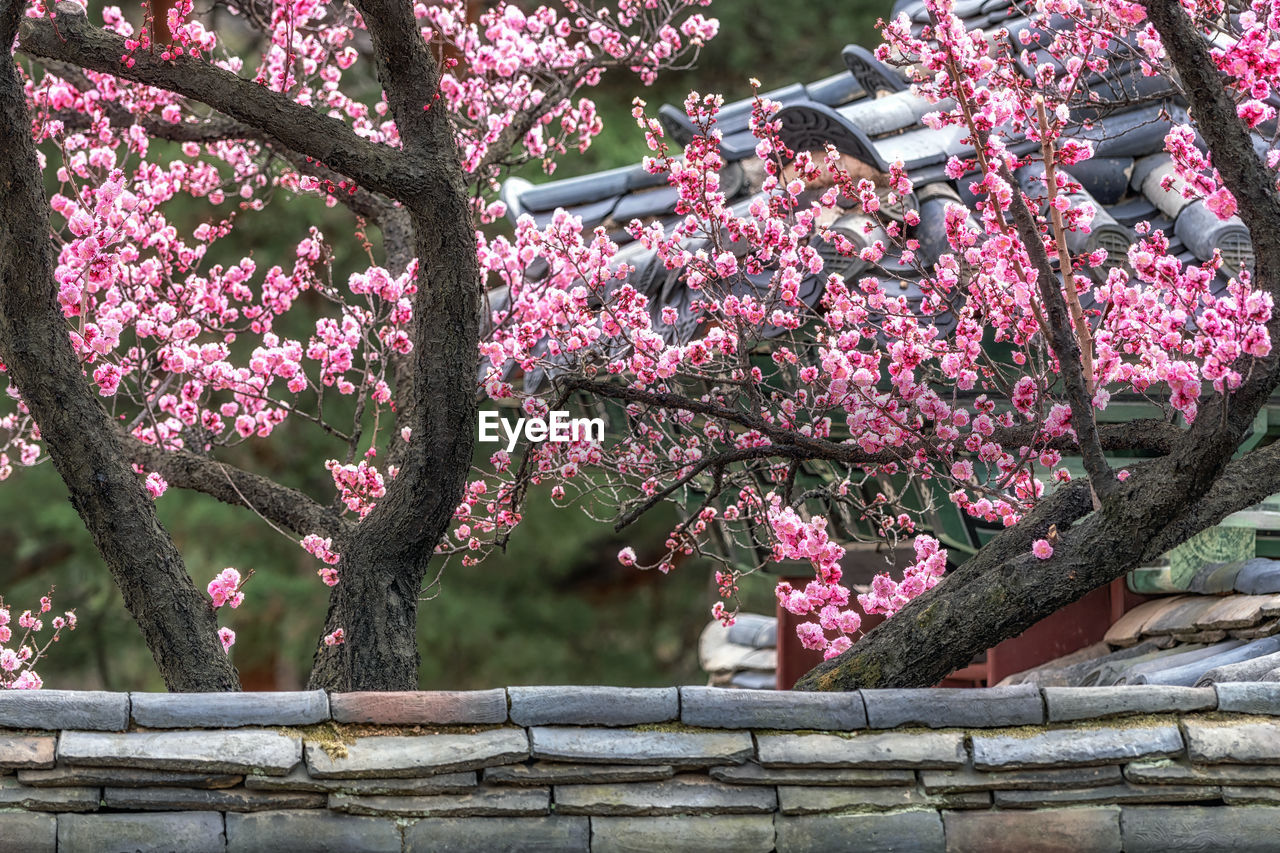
[
  {"xmin": 483, "ymin": 761, "xmax": 673, "ymax": 785},
  {"xmin": 58, "ymin": 812, "xmax": 225, "ymax": 853},
  {"xmin": 246, "ymin": 766, "xmax": 478, "ymax": 794},
  {"xmin": 0, "ymin": 690, "xmax": 128, "ymax": 730},
  {"xmin": 227, "ymin": 809, "xmax": 401, "ymax": 852},
  {"xmin": 555, "ymin": 775, "xmax": 776, "ymax": 815},
  {"xmin": 679, "ymin": 687, "xmax": 866, "ymax": 730},
  {"xmin": 529, "ymin": 727, "xmax": 753, "ymax": 766},
  {"xmin": 920, "ymin": 764, "xmax": 1123, "ymax": 793},
  {"xmin": 971, "ymin": 724, "xmax": 1183, "ymax": 769},
  {"xmin": 1121, "ymin": 805, "xmax": 1280, "ymax": 853},
  {"xmin": 590, "ymin": 816, "xmax": 775, "ymax": 853},
  {"xmin": 59, "ymin": 729, "xmax": 301, "ymax": 775},
  {"xmin": 19, "ymin": 765, "xmax": 242, "ymax": 788},
  {"xmin": 0, "ymin": 775, "xmax": 98, "ymax": 811},
  {"xmin": 131, "ymin": 691, "xmax": 328, "ymax": 728},
  {"xmin": 103, "ymin": 785, "xmax": 327, "ymax": 811},
  {"xmin": 861, "ymin": 684, "xmax": 1042, "ymax": 728},
  {"xmin": 305, "ymin": 729, "xmax": 528, "ymax": 778},
  {"xmin": 0, "ymin": 812, "xmax": 55, "ymax": 853},
  {"xmin": 992, "ymin": 782, "xmax": 1219, "ymax": 807},
  {"xmin": 329, "ymin": 786, "xmax": 549, "ymax": 817},
  {"xmin": 712, "ymin": 762, "xmax": 915, "ymax": 787},
  {"xmin": 1184, "ymin": 720, "xmax": 1280, "ymax": 763},
  {"xmin": 942, "ymin": 807, "xmax": 1121, "ymax": 853},
  {"xmin": 402, "ymin": 816, "xmax": 589, "ymax": 852},
  {"xmin": 0, "ymin": 735, "xmax": 54, "ymax": 769},
  {"xmin": 1125, "ymin": 758, "xmax": 1280, "ymax": 785},
  {"xmin": 775, "ymin": 811, "xmax": 945, "ymax": 853},
  {"xmin": 1044, "ymin": 686, "xmax": 1215, "ymax": 721},
  {"xmin": 329, "ymin": 690, "xmax": 508, "ymax": 725},
  {"xmin": 508, "ymin": 686, "xmax": 676, "ymax": 726},
  {"xmin": 757, "ymin": 731, "xmax": 966, "ymax": 769},
  {"xmin": 777, "ymin": 785, "xmax": 988, "ymax": 813},
  {"xmin": 1215, "ymin": 681, "xmax": 1280, "ymax": 714},
  {"xmin": 1221, "ymin": 785, "xmax": 1280, "ymax": 803}
]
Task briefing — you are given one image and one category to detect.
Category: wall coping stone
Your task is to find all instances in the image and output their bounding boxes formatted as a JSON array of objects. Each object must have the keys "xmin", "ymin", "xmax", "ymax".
[
  {"xmin": 0, "ymin": 690, "xmax": 128, "ymax": 731},
  {"xmin": 131, "ymin": 691, "xmax": 328, "ymax": 728},
  {"xmin": 508, "ymin": 686, "xmax": 677, "ymax": 727}
]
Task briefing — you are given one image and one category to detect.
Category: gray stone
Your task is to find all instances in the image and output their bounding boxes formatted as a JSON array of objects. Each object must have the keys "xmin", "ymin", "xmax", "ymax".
[
  {"xmin": 103, "ymin": 785, "xmax": 326, "ymax": 811},
  {"xmin": 679, "ymin": 686, "xmax": 866, "ymax": 729},
  {"xmin": 402, "ymin": 816, "xmax": 589, "ymax": 852},
  {"xmin": 1044, "ymin": 686, "xmax": 1215, "ymax": 721},
  {"xmin": 58, "ymin": 729, "xmax": 301, "ymax": 775},
  {"xmin": 777, "ymin": 785, "xmax": 987, "ymax": 813},
  {"xmin": 508, "ymin": 686, "xmax": 676, "ymax": 726},
  {"xmin": 712, "ymin": 762, "xmax": 915, "ymax": 787},
  {"xmin": 942, "ymin": 807, "xmax": 1122, "ymax": 853},
  {"xmin": 529, "ymin": 727, "xmax": 753, "ymax": 766},
  {"xmin": 1125, "ymin": 758, "xmax": 1280, "ymax": 785},
  {"xmin": 58, "ymin": 812, "xmax": 225, "ymax": 853},
  {"xmin": 0, "ymin": 775, "xmax": 97, "ymax": 811},
  {"xmin": 555, "ymin": 775, "xmax": 776, "ymax": 815},
  {"xmin": 757, "ymin": 731, "xmax": 966, "ymax": 769},
  {"xmin": 305, "ymin": 729, "xmax": 528, "ymax": 778},
  {"xmin": 992, "ymin": 782, "xmax": 1219, "ymax": 807},
  {"xmin": 246, "ymin": 766, "xmax": 478, "ymax": 794},
  {"xmin": 483, "ymin": 761, "xmax": 673, "ymax": 785},
  {"xmin": 0, "ymin": 812, "xmax": 55, "ymax": 853},
  {"xmin": 19, "ymin": 765, "xmax": 241, "ymax": 788},
  {"xmin": 227, "ymin": 809, "xmax": 401, "ymax": 852},
  {"xmin": 1121, "ymin": 805, "xmax": 1280, "ymax": 853},
  {"xmin": 1221, "ymin": 786, "xmax": 1280, "ymax": 803},
  {"xmin": 920, "ymin": 764, "xmax": 1123, "ymax": 793},
  {"xmin": 590, "ymin": 816, "xmax": 774, "ymax": 853},
  {"xmin": 0, "ymin": 735, "xmax": 54, "ymax": 769},
  {"xmin": 861, "ymin": 684, "xmax": 1042, "ymax": 728},
  {"xmin": 329, "ymin": 786, "xmax": 549, "ymax": 817},
  {"xmin": 0, "ymin": 690, "xmax": 128, "ymax": 730},
  {"xmin": 329, "ymin": 690, "xmax": 508, "ymax": 725},
  {"xmin": 775, "ymin": 811, "xmax": 945, "ymax": 853},
  {"xmin": 1184, "ymin": 719, "xmax": 1280, "ymax": 763},
  {"xmin": 1215, "ymin": 681, "xmax": 1280, "ymax": 714},
  {"xmin": 131, "ymin": 691, "xmax": 328, "ymax": 728},
  {"xmin": 971, "ymin": 724, "xmax": 1183, "ymax": 769}
]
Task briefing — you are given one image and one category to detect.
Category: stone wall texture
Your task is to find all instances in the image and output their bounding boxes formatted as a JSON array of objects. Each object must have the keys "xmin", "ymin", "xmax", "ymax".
[{"xmin": 3, "ymin": 684, "xmax": 1280, "ymax": 851}]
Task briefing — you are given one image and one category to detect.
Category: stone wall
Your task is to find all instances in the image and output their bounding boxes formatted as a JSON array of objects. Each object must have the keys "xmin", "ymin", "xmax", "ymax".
[{"xmin": 2, "ymin": 683, "xmax": 1280, "ymax": 851}]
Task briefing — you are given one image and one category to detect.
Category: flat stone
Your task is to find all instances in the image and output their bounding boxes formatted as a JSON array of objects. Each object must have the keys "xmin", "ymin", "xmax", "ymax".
[
  {"xmin": 862, "ymin": 684, "xmax": 1042, "ymax": 728},
  {"xmin": 59, "ymin": 729, "xmax": 301, "ymax": 775},
  {"xmin": 555, "ymin": 775, "xmax": 776, "ymax": 815},
  {"xmin": 1235, "ymin": 557, "xmax": 1280, "ymax": 594},
  {"xmin": 329, "ymin": 786, "xmax": 549, "ymax": 817},
  {"xmin": 590, "ymin": 816, "xmax": 775, "ymax": 853},
  {"xmin": 305, "ymin": 729, "xmax": 528, "ymax": 778},
  {"xmin": 508, "ymin": 686, "xmax": 676, "ymax": 726},
  {"xmin": 712, "ymin": 762, "xmax": 915, "ymax": 787},
  {"xmin": 19, "ymin": 765, "xmax": 241, "ymax": 788},
  {"xmin": 131, "ymin": 691, "xmax": 328, "ymax": 728},
  {"xmin": 993, "ymin": 782, "xmax": 1219, "ymax": 807},
  {"xmin": 330, "ymin": 690, "xmax": 508, "ymax": 724},
  {"xmin": 775, "ymin": 811, "xmax": 945, "ymax": 853},
  {"xmin": 0, "ymin": 690, "xmax": 128, "ymax": 730},
  {"xmin": 0, "ymin": 812, "xmax": 55, "ymax": 853},
  {"xmin": 920, "ymin": 764, "xmax": 1123, "ymax": 793},
  {"xmin": 971, "ymin": 724, "xmax": 1183, "ymax": 769},
  {"xmin": 529, "ymin": 727, "xmax": 753, "ymax": 766},
  {"xmin": 1216, "ymin": 681, "xmax": 1280, "ymax": 713},
  {"xmin": 777, "ymin": 785, "xmax": 987, "ymax": 813},
  {"xmin": 0, "ymin": 776, "xmax": 98, "ymax": 811},
  {"xmin": 402, "ymin": 816, "xmax": 589, "ymax": 852},
  {"xmin": 942, "ymin": 807, "xmax": 1121, "ymax": 853},
  {"xmin": 246, "ymin": 766, "xmax": 478, "ymax": 794},
  {"xmin": 1125, "ymin": 758, "xmax": 1280, "ymax": 785},
  {"xmin": 1184, "ymin": 719, "xmax": 1280, "ymax": 763},
  {"xmin": 757, "ymin": 731, "xmax": 966, "ymax": 769},
  {"xmin": 483, "ymin": 761, "xmax": 673, "ymax": 785},
  {"xmin": 1222, "ymin": 786, "xmax": 1280, "ymax": 803},
  {"xmin": 0, "ymin": 735, "xmax": 54, "ymax": 769},
  {"xmin": 227, "ymin": 809, "xmax": 401, "ymax": 852},
  {"xmin": 103, "ymin": 785, "xmax": 326, "ymax": 811},
  {"xmin": 679, "ymin": 687, "xmax": 865, "ymax": 730},
  {"xmin": 1044, "ymin": 686, "xmax": 1216, "ymax": 721},
  {"xmin": 1121, "ymin": 805, "xmax": 1280, "ymax": 853},
  {"xmin": 58, "ymin": 812, "xmax": 225, "ymax": 853}
]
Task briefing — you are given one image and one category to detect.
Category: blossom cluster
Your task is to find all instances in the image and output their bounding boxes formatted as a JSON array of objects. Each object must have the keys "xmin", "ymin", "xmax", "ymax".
[{"xmin": 0, "ymin": 590, "xmax": 76, "ymax": 690}]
